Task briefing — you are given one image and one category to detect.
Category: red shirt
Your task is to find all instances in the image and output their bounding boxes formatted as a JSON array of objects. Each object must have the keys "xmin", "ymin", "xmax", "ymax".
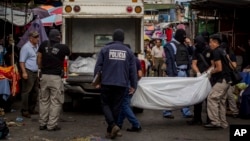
[{"xmin": 166, "ymin": 28, "xmax": 173, "ymax": 42}]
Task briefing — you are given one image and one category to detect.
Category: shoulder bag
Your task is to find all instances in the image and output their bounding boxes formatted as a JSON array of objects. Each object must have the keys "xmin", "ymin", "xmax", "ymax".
[{"xmin": 225, "ymin": 55, "xmax": 242, "ymax": 86}]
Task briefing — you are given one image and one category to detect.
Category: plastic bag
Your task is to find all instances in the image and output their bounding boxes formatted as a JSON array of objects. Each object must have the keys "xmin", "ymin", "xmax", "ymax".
[{"xmin": 69, "ymin": 56, "xmax": 96, "ymax": 73}]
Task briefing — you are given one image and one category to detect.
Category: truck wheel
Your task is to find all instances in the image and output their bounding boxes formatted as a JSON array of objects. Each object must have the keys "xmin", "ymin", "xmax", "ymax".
[
  {"xmin": 132, "ymin": 107, "xmax": 144, "ymax": 113},
  {"xmin": 63, "ymin": 99, "xmax": 78, "ymax": 112},
  {"xmin": 63, "ymin": 102, "xmax": 73, "ymax": 112}
]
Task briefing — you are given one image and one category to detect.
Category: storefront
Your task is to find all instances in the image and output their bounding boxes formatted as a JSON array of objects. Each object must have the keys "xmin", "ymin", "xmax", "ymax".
[{"xmin": 190, "ymin": 0, "xmax": 250, "ymax": 49}]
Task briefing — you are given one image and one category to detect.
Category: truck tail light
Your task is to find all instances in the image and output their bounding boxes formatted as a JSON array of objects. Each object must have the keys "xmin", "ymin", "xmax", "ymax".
[
  {"xmin": 135, "ymin": 6, "xmax": 142, "ymax": 13},
  {"xmin": 73, "ymin": 5, "xmax": 81, "ymax": 12},
  {"xmin": 65, "ymin": 5, "xmax": 72, "ymax": 13},
  {"xmin": 63, "ymin": 56, "xmax": 69, "ymax": 79},
  {"xmin": 140, "ymin": 60, "xmax": 146, "ymax": 77},
  {"xmin": 126, "ymin": 6, "xmax": 133, "ymax": 13}
]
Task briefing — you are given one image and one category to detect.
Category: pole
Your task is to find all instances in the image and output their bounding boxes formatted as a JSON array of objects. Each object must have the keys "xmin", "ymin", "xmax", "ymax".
[
  {"xmin": 3, "ymin": 0, "xmax": 8, "ymax": 47},
  {"xmin": 232, "ymin": 8, "xmax": 236, "ymax": 49},
  {"xmin": 11, "ymin": 0, "xmax": 14, "ymax": 66},
  {"xmin": 25, "ymin": 0, "xmax": 28, "ymax": 26}
]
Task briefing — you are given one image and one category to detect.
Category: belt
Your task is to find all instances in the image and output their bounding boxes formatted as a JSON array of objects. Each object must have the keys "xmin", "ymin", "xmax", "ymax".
[
  {"xmin": 26, "ymin": 68, "xmax": 37, "ymax": 73},
  {"xmin": 177, "ymin": 68, "xmax": 187, "ymax": 71}
]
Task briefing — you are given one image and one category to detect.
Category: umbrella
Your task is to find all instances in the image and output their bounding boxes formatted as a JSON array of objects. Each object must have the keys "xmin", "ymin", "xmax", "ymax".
[
  {"xmin": 41, "ymin": 14, "xmax": 62, "ymax": 26},
  {"xmin": 31, "ymin": 7, "xmax": 50, "ymax": 19},
  {"xmin": 48, "ymin": 6, "xmax": 62, "ymax": 15},
  {"xmin": 40, "ymin": 5, "xmax": 54, "ymax": 10},
  {"xmin": 145, "ymin": 25, "xmax": 154, "ymax": 31},
  {"xmin": 177, "ymin": 24, "xmax": 185, "ymax": 30},
  {"xmin": 17, "ymin": 18, "xmax": 48, "ymax": 48},
  {"xmin": 151, "ymin": 30, "xmax": 166, "ymax": 39},
  {"xmin": 157, "ymin": 23, "xmax": 171, "ymax": 29}
]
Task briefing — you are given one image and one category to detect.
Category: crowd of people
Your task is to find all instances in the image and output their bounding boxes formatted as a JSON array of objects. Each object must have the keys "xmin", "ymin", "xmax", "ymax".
[
  {"xmin": 1, "ymin": 28, "xmax": 70, "ymax": 132},
  {"xmin": 142, "ymin": 26, "xmax": 250, "ymax": 131},
  {"xmin": 2, "ymin": 28, "xmax": 142, "ymax": 139},
  {"xmin": 1, "ymin": 25, "xmax": 250, "ymax": 140},
  {"xmin": 92, "ymin": 26, "xmax": 250, "ymax": 139}
]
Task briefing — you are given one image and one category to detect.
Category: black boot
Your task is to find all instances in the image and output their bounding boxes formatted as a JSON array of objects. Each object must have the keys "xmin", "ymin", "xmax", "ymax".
[
  {"xmin": 127, "ymin": 126, "xmax": 142, "ymax": 132},
  {"xmin": 187, "ymin": 118, "xmax": 202, "ymax": 125}
]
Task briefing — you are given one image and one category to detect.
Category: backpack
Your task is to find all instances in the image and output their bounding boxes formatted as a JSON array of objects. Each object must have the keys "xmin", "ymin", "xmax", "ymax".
[
  {"xmin": 171, "ymin": 41, "xmax": 189, "ymax": 66},
  {"xmin": 0, "ymin": 118, "xmax": 9, "ymax": 139}
]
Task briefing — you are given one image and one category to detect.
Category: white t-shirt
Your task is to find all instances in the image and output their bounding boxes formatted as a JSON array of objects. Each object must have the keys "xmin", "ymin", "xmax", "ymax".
[{"xmin": 151, "ymin": 46, "xmax": 165, "ymax": 58}]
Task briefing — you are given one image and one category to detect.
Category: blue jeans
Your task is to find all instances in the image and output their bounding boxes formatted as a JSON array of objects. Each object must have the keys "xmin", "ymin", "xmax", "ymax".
[
  {"xmin": 163, "ymin": 70, "xmax": 192, "ymax": 117},
  {"xmin": 117, "ymin": 89, "xmax": 140, "ymax": 128}
]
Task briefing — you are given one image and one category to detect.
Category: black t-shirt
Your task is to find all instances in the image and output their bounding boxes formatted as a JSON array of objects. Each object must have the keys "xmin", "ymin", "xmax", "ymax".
[
  {"xmin": 211, "ymin": 47, "xmax": 231, "ymax": 83},
  {"xmin": 38, "ymin": 40, "xmax": 70, "ymax": 75},
  {"xmin": 192, "ymin": 47, "xmax": 212, "ymax": 73}
]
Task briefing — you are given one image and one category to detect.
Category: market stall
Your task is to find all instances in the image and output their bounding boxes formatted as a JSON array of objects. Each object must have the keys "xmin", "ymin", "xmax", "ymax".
[
  {"xmin": 0, "ymin": 1, "xmax": 22, "ymax": 112},
  {"xmin": 0, "ymin": 66, "xmax": 20, "ymax": 99}
]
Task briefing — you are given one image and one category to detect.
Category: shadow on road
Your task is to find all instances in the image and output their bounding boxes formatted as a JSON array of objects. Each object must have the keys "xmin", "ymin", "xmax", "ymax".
[{"xmin": 63, "ymin": 97, "xmax": 103, "ymax": 115}]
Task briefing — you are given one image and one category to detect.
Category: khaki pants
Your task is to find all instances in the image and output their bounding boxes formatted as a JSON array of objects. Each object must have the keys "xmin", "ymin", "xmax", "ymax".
[
  {"xmin": 39, "ymin": 74, "xmax": 64, "ymax": 129},
  {"xmin": 207, "ymin": 79, "xmax": 230, "ymax": 128},
  {"xmin": 227, "ymin": 86, "xmax": 239, "ymax": 114},
  {"xmin": 153, "ymin": 58, "xmax": 164, "ymax": 77},
  {"xmin": 21, "ymin": 69, "xmax": 39, "ymax": 112}
]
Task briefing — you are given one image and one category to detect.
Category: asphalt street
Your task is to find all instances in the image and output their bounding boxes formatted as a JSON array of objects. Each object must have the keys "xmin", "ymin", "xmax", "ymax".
[{"xmin": 2, "ymin": 98, "xmax": 249, "ymax": 141}]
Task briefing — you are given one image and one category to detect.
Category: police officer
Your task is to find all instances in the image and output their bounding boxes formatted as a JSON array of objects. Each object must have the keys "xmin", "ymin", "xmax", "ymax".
[
  {"xmin": 94, "ymin": 29, "xmax": 137, "ymax": 139},
  {"xmin": 220, "ymin": 34, "xmax": 239, "ymax": 118},
  {"xmin": 187, "ymin": 35, "xmax": 213, "ymax": 125},
  {"xmin": 163, "ymin": 29, "xmax": 193, "ymax": 119},
  {"xmin": 37, "ymin": 29, "xmax": 70, "ymax": 131},
  {"xmin": 117, "ymin": 48, "xmax": 142, "ymax": 134},
  {"xmin": 204, "ymin": 34, "xmax": 231, "ymax": 129}
]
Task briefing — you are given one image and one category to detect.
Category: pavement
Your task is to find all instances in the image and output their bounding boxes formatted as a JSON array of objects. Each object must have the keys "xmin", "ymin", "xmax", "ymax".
[{"xmin": 1, "ymin": 98, "xmax": 250, "ymax": 141}]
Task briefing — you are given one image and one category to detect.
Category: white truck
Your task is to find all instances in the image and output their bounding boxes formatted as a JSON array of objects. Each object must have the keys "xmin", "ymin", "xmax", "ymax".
[{"xmin": 61, "ymin": 0, "xmax": 144, "ymax": 109}]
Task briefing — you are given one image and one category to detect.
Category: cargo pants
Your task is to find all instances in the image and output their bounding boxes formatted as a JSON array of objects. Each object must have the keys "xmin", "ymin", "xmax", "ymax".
[
  {"xmin": 39, "ymin": 74, "xmax": 64, "ymax": 130},
  {"xmin": 207, "ymin": 79, "xmax": 230, "ymax": 128},
  {"xmin": 227, "ymin": 86, "xmax": 239, "ymax": 115}
]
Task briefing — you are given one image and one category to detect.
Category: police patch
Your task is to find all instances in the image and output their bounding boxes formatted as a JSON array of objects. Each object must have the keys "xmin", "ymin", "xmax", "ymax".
[
  {"xmin": 206, "ymin": 52, "xmax": 210, "ymax": 58},
  {"xmin": 109, "ymin": 49, "xmax": 126, "ymax": 60}
]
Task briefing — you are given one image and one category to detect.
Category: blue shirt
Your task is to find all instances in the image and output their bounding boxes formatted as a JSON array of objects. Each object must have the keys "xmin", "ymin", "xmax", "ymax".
[{"xmin": 19, "ymin": 41, "xmax": 38, "ymax": 72}]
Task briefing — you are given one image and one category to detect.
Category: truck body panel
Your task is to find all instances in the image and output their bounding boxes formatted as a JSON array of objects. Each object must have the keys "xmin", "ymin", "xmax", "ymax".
[
  {"xmin": 62, "ymin": 0, "xmax": 144, "ymax": 99},
  {"xmin": 65, "ymin": 18, "xmax": 141, "ymax": 53}
]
